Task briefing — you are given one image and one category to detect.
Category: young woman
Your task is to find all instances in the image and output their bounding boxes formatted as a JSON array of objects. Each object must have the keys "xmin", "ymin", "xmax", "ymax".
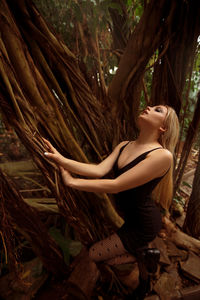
[{"xmin": 43, "ymin": 105, "xmax": 179, "ymax": 292}]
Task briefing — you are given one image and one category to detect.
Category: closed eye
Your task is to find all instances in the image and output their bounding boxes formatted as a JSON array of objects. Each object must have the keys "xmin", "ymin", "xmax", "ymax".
[{"xmin": 155, "ymin": 107, "xmax": 163, "ymax": 113}]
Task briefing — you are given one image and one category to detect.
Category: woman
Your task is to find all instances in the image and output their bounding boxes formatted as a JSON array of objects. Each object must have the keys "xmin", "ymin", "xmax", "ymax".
[{"xmin": 44, "ymin": 105, "xmax": 179, "ymax": 292}]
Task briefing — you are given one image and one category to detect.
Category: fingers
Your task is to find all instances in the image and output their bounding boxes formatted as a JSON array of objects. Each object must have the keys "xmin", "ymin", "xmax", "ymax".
[
  {"xmin": 60, "ymin": 166, "xmax": 69, "ymax": 175},
  {"xmin": 42, "ymin": 137, "xmax": 49, "ymax": 143},
  {"xmin": 42, "ymin": 137, "xmax": 62, "ymax": 164},
  {"xmin": 42, "ymin": 137, "xmax": 56, "ymax": 153},
  {"xmin": 44, "ymin": 151, "xmax": 61, "ymax": 165},
  {"xmin": 44, "ymin": 152, "xmax": 55, "ymax": 159},
  {"xmin": 60, "ymin": 166, "xmax": 70, "ymax": 176},
  {"xmin": 60, "ymin": 167, "xmax": 72, "ymax": 187},
  {"xmin": 43, "ymin": 138, "xmax": 52, "ymax": 149},
  {"xmin": 42, "ymin": 137, "xmax": 50, "ymax": 145}
]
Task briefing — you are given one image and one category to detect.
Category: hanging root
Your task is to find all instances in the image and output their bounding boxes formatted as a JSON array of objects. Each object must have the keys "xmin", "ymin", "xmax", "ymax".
[{"xmin": 162, "ymin": 217, "xmax": 200, "ymax": 254}]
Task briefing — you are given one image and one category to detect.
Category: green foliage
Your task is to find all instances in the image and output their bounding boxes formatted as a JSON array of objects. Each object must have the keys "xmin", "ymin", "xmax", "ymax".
[
  {"xmin": 179, "ymin": 39, "xmax": 200, "ymax": 143},
  {"xmin": 33, "ymin": 0, "xmax": 200, "ymax": 146},
  {"xmin": 48, "ymin": 226, "xmax": 82, "ymax": 265},
  {"xmin": 34, "ymin": 0, "xmax": 143, "ymax": 85},
  {"xmin": 173, "ymin": 193, "xmax": 184, "ymax": 206},
  {"xmin": 32, "ymin": 259, "xmax": 44, "ymax": 278},
  {"xmin": 182, "ymin": 181, "xmax": 192, "ymax": 188},
  {"xmin": 49, "ymin": 227, "xmax": 71, "ymax": 265}
]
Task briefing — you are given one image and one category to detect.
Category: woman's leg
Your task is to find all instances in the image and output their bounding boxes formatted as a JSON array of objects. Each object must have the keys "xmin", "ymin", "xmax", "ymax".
[{"xmin": 89, "ymin": 233, "xmax": 135, "ymax": 265}]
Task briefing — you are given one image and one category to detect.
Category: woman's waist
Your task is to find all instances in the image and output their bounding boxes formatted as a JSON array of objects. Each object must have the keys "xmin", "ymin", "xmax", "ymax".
[
  {"xmin": 116, "ymin": 197, "xmax": 157, "ymax": 211},
  {"xmin": 123, "ymin": 205, "xmax": 162, "ymax": 223},
  {"xmin": 123, "ymin": 211, "xmax": 162, "ymax": 234}
]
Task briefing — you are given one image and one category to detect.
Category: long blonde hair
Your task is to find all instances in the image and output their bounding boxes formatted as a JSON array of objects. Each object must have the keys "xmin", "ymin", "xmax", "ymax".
[{"xmin": 152, "ymin": 106, "xmax": 180, "ymax": 213}]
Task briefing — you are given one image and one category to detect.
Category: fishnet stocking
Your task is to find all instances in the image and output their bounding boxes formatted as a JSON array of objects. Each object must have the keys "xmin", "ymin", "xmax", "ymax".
[{"xmin": 89, "ymin": 233, "xmax": 135, "ymax": 266}]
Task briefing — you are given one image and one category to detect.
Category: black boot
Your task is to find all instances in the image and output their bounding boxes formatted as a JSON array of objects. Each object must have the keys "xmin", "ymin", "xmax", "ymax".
[
  {"xmin": 139, "ymin": 248, "xmax": 160, "ymax": 273},
  {"xmin": 126, "ymin": 248, "xmax": 160, "ymax": 299}
]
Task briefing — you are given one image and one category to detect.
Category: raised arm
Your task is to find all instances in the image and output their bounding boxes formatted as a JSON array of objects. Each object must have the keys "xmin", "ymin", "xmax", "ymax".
[
  {"xmin": 61, "ymin": 149, "xmax": 173, "ymax": 194},
  {"xmin": 43, "ymin": 139, "xmax": 128, "ymax": 178}
]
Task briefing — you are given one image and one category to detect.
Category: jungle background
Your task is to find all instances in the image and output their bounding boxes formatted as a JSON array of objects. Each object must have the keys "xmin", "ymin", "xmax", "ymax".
[{"xmin": 0, "ymin": 0, "xmax": 200, "ymax": 299}]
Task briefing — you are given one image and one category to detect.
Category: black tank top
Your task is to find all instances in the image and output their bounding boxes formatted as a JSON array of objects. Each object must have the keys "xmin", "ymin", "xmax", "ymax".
[
  {"xmin": 113, "ymin": 142, "xmax": 164, "ymax": 238},
  {"xmin": 113, "ymin": 141, "xmax": 163, "ymax": 177}
]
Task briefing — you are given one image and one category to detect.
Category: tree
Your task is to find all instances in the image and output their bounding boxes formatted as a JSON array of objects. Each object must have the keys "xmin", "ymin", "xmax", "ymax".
[
  {"xmin": 183, "ymin": 142, "xmax": 200, "ymax": 237},
  {"xmin": 175, "ymin": 93, "xmax": 200, "ymax": 192},
  {"xmin": 1, "ymin": 0, "xmax": 200, "ymax": 298}
]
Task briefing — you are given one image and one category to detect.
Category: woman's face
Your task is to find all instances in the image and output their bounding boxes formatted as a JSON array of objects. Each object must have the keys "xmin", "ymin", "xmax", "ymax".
[{"xmin": 138, "ymin": 105, "xmax": 168, "ymax": 130}]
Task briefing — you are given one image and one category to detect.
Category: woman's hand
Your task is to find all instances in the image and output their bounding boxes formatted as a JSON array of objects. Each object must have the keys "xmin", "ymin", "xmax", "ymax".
[
  {"xmin": 60, "ymin": 166, "xmax": 73, "ymax": 187},
  {"xmin": 43, "ymin": 138, "xmax": 63, "ymax": 164}
]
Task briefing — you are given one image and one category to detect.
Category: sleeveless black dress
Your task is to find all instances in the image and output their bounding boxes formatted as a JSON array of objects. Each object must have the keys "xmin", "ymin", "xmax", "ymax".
[{"xmin": 113, "ymin": 142, "xmax": 163, "ymax": 255}]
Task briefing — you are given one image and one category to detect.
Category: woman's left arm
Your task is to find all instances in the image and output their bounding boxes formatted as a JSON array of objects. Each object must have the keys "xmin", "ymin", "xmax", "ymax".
[
  {"xmin": 114, "ymin": 149, "xmax": 172, "ymax": 193},
  {"xmin": 60, "ymin": 149, "xmax": 172, "ymax": 194}
]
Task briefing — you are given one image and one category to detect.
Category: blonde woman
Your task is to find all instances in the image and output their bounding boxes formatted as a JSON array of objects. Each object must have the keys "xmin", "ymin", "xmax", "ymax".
[{"xmin": 44, "ymin": 105, "xmax": 179, "ymax": 297}]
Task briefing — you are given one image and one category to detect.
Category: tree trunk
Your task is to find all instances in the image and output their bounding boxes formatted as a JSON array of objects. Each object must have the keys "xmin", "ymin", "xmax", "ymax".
[
  {"xmin": 174, "ymin": 93, "xmax": 200, "ymax": 192},
  {"xmin": 1, "ymin": 0, "xmax": 200, "ymax": 297},
  {"xmin": 183, "ymin": 148, "xmax": 200, "ymax": 238},
  {"xmin": 0, "ymin": 0, "xmax": 122, "ymax": 247},
  {"xmin": 109, "ymin": 0, "xmax": 131, "ymax": 52},
  {"xmin": 108, "ymin": 0, "xmax": 178, "ymax": 141},
  {"xmin": 0, "ymin": 169, "xmax": 68, "ymax": 276},
  {"xmin": 151, "ymin": 0, "xmax": 200, "ymax": 115}
]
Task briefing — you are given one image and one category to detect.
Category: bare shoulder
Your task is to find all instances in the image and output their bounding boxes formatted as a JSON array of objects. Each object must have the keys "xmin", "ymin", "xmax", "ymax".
[
  {"xmin": 159, "ymin": 148, "xmax": 173, "ymax": 159},
  {"xmin": 145, "ymin": 148, "xmax": 173, "ymax": 176},
  {"xmin": 148, "ymin": 148, "xmax": 173, "ymax": 162}
]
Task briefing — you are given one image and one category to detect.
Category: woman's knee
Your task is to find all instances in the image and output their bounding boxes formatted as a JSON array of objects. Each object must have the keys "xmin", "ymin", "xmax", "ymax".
[
  {"xmin": 88, "ymin": 245, "xmax": 98, "ymax": 262},
  {"xmin": 89, "ymin": 241, "xmax": 106, "ymax": 262}
]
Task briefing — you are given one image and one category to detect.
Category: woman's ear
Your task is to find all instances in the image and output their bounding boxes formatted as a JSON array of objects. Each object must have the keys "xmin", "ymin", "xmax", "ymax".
[{"xmin": 159, "ymin": 126, "xmax": 166, "ymax": 134}]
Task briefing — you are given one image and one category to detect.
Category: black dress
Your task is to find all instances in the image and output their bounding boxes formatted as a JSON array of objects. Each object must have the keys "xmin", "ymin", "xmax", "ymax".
[{"xmin": 113, "ymin": 142, "xmax": 163, "ymax": 255}]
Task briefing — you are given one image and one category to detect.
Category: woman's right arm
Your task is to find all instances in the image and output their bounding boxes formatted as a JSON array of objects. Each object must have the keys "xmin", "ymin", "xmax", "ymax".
[{"xmin": 43, "ymin": 139, "xmax": 128, "ymax": 178}]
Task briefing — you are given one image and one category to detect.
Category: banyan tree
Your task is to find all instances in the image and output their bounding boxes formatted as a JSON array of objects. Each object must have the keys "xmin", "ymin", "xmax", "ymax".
[{"xmin": 1, "ymin": 0, "xmax": 200, "ymax": 299}]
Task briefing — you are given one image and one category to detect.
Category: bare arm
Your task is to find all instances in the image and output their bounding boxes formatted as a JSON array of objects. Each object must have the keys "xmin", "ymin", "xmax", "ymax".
[
  {"xmin": 43, "ymin": 139, "xmax": 128, "ymax": 178},
  {"xmin": 61, "ymin": 149, "xmax": 173, "ymax": 193},
  {"xmin": 113, "ymin": 149, "xmax": 172, "ymax": 192}
]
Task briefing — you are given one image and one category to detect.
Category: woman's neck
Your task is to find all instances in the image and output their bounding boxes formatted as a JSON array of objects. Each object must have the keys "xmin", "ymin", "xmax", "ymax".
[{"xmin": 135, "ymin": 128, "xmax": 160, "ymax": 147}]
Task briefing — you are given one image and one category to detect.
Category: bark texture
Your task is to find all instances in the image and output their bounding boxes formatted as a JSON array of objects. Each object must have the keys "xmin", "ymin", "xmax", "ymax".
[
  {"xmin": 0, "ymin": 169, "xmax": 68, "ymax": 276},
  {"xmin": 151, "ymin": 0, "xmax": 200, "ymax": 115},
  {"xmin": 0, "ymin": 0, "xmax": 122, "ymax": 251},
  {"xmin": 175, "ymin": 93, "xmax": 200, "ymax": 192},
  {"xmin": 183, "ymin": 148, "xmax": 200, "ymax": 238},
  {"xmin": 108, "ymin": 0, "xmax": 177, "ymax": 141},
  {"xmin": 0, "ymin": 0, "xmax": 200, "ymax": 298}
]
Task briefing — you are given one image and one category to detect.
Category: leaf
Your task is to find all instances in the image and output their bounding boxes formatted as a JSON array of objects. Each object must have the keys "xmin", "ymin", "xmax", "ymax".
[
  {"xmin": 32, "ymin": 259, "xmax": 44, "ymax": 278},
  {"xmin": 135, "ymin": 5, "xmax": 143, "ymax": 18},
  {"xmin": 108, "ymin": 3, "xmax": 123, "ymax": 16},
  {"xmin": 127, "ymin": 0, "xmax": 132, "ymax": 7},
  {"xmin": 49, "ymin": 227, "xmax": 70, "ymax": 265},
  {"xmin": 69, "ymin": 240, "xmax": 83, "ymax": 257},
  {"xmin": 72, "ymin": 2, "xmax": 83, "ymax": 23},
  {"xmin": 182, "ymin": 181, "xmax": 192, "ymax": 188},
  {"xmin": 48, "ymin": 227, "xmax": 83, "ymax": 264}
]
